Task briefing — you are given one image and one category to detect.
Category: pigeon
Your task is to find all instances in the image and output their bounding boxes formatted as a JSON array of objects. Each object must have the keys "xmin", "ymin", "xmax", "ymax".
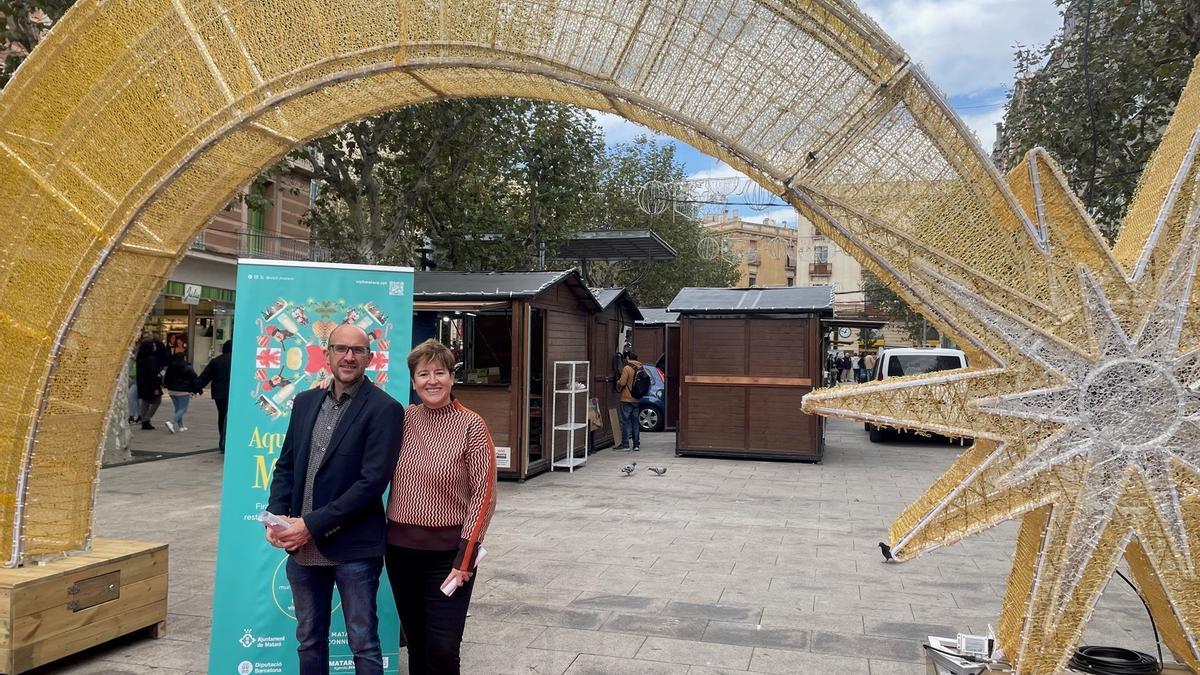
[
  {"xmin": 879, "ymin": 542, "xmax": 894, "ymax": 562},
  {"xmin": 647, "ymin": 467, "xmax": 667, "ymax": 476},
  {"xmin": 620, "ymin": 462, "xmax": 637, "ymax": 476}
]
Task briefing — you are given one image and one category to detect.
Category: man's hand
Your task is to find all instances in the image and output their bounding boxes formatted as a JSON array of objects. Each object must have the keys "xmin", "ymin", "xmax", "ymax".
[
  {"xmin": 264, "ymin": 524, "xmax": 285, "ymax": 548},
  {"xmin": 275, "ymin": 516, "xmax": 312, "ymax": 552}
]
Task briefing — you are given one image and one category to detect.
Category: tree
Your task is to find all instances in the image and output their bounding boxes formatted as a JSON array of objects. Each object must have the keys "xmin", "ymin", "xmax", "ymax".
[
  {"xmin": 581, "ymin": 136, "xmax": 738, "ymax": 305},
  {"xmin": 1, "ymin": 1, "xmax": 72, "ymax": 88},
  {"xmin": 296, "ymin": 99, "xmax": 603, "ymax": 269},
  {"xmin": 995, "ymin": 0, "xmax": 1200, "ymax": 239},
  {"xmin": 862, "ymin": 270, "xmax": 934, "ymax": 344}
]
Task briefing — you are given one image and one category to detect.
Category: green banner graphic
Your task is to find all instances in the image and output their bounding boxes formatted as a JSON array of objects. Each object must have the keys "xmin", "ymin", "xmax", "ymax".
[{"xmin": 209, "ymin": 260, "xmax": 414, "ymax": 675}]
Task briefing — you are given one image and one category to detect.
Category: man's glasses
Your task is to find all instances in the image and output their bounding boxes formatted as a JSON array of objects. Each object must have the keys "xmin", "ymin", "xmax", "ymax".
[{"xmin": 329, "ymin": 344, "xmax": 370, "ymax": 356}]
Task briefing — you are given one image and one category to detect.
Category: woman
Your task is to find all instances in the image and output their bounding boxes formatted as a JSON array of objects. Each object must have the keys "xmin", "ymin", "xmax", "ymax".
[
  {"xmin": 135, "ymin": 330, "xmax": 169, "ymax": 429},
  {"xmin": 387, "ymin": 339, "xmax": 497, "ymax": 674},
  {"xmin": 162, "ymin": 349, "xmax": 198, "ymax": 433}
]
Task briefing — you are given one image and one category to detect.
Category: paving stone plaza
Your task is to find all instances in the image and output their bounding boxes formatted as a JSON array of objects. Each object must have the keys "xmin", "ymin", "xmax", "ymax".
[{"xmin": 39, "ymin": 407, "xmax": 1157, "ymax": 674}]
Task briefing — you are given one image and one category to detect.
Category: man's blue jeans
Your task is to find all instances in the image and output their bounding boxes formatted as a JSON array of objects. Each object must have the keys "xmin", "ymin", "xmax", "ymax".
[
  {"xmin": 286, "ymin": 556, "xmax": 384, "ymax": 675},
  {"xmin": 619, "ymin": 401, "xmax": 640, "ymax": 448}
]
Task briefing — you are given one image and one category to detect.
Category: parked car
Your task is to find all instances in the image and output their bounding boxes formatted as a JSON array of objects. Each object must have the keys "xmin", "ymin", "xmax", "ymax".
[
  {"xmin": 866, "ymin": 347, "xmax": 968, "ymax": 443},
  {"xmin": 638, "ymin": 364, "xmax": 667, "ymax": 432}
]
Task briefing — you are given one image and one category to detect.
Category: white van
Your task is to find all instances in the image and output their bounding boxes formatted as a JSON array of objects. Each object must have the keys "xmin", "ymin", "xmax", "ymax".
[{"xmin": 866, "ymin": 347, "xmax": 968, "ymax": 443}]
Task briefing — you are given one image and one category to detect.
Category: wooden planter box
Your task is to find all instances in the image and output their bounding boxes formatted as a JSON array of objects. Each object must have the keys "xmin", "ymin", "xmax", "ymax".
[{"xmin": 0, "ymin": 539, "xmax": 168, "ymax": 674}]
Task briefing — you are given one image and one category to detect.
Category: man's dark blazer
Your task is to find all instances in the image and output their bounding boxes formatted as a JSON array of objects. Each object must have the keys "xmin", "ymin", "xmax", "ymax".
[{"xmin": 268, "ymin": 378, "xmax": 404, "ymax": 562}]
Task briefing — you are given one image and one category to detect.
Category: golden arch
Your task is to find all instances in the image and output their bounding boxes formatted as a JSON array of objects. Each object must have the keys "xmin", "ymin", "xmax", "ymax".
[{"xmin": 2, "ymin": 0, "xmax": 1193, "ymax": 671}]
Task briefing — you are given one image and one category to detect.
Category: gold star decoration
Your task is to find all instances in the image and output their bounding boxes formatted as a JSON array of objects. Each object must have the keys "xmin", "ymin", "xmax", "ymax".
[{"xmin": 803, "ymin": 64, "xmax": 1200, "ymax": 673}]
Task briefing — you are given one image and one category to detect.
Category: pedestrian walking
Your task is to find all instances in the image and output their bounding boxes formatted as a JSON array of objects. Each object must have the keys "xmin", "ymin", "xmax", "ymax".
[
  {"xmin": 196, "ymin": 340, "xmax": 232, "ymax": 452},
  {"xmin": 266, "ymin": 324, "xmax": 404, "ymax": 675},
  {"xmin": 163, "ymin": 349, "xmax": 199, "ymax": 433},
  {"xmin": 386, "ymin": 339, "xmax": 497, "ymax": 674},
  {"xmin": 135, "ymin": 330, "xmax": 169, "ymax": 429}
]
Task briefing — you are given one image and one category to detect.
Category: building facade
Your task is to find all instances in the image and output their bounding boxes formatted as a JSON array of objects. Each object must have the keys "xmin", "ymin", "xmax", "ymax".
[
  {"xmin": 700, "ymin": 209, "xmax": 865, "ymax": 304},
  {"xmin": 142, "ymin": 168, "xmax": 319, "ymax": 369},
  {"xmin": 701, "ymin": 211, "xmax": 797, "ymax": 287}
]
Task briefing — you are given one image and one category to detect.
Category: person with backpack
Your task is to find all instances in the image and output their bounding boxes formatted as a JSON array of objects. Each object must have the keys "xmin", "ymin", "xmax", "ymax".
[{"xmin": 615, "ymin": 351, "xmax": 647, "ymax": 451}]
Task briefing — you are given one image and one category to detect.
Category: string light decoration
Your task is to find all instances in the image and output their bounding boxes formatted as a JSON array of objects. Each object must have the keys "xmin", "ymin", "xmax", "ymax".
[
  {"xmin": 0, "ymin": 1, "xmax": 1194, "ymax": 671},
  {"xmin": 802, "ymin": 69, "xmax": 1200, "ymax": 674}
]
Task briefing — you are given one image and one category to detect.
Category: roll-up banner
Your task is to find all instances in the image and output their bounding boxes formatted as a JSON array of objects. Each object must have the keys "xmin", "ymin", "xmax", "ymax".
[{"xmin": 209, "ymin": 260, "xmax": 413, "ymax": 675}]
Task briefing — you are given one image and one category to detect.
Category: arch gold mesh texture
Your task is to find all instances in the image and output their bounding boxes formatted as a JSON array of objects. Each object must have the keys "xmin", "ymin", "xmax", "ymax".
[{"xmin": 0, "ymin": 1, "xmax": 1196, "ymax": 672}]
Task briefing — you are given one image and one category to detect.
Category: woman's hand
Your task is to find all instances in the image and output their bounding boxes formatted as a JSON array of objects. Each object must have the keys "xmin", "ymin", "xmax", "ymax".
[{"xmin": 442, "ymin": 567, "xmax": 472, "ymax": 591}]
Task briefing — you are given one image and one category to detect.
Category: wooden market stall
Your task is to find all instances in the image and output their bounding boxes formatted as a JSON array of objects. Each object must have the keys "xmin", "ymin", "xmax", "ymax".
[
  {"xmin": 669, "ymin": 286, "xmax": 833, "ymax": 461},
  {"xmin": 413, "ymin": 270, "xmax": 601, "ymax": 480},
  {"xmin": 633, "ymin": 308, "xmax": 681, "ymax": 430},
  {"xmin": 587, "ymin": 288, "xmax": 643, "ymax": 449}
]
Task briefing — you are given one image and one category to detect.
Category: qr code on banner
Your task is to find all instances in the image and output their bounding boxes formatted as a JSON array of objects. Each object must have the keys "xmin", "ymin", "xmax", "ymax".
[{"xmin": 389, "ymin": 281, "xmax": 405, "ymax": 296}]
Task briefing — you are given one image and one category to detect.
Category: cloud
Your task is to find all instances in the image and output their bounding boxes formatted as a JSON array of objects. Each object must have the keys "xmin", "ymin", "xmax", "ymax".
[
  {"xmin": 686, "ymin": 161, "xmax": 745, "ymax": 182},
  {"xmin": 738, "ymin": 207, "xmax": 799, "ymax": 227},
  {"xmin": 589, "ymin": 111, "xmax": 663, "ymax": 146},
  {"xmin": 958, "ymin": 107, "xmax": 1007, "ymax": 152},
  {"xmin": 858, "ymin": 0, "xmax": 1060, "ymax": 97}
]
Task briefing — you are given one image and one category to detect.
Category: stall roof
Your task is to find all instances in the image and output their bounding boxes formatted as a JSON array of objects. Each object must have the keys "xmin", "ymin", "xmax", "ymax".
[
  {"xmin": 558, "ymin": 229, "xmax": 677, "ymax": 261},
  {"xmin": 415, "ymin": 270, "xmax": 601, "ymax": 311},
  {"xmin": 820, "ymin": 317, "xmax": 888, "ymax": 329},
  {"xmin": 668, "ymin": 286, "xmax": 834, "ymax": 314},
  {"xmin": 636, "ymin": 308, "xmax": 679, "ymax": 325},
  {"xmin": 589, "ymin": 288, "xmax": 644, "ymax": 320}
]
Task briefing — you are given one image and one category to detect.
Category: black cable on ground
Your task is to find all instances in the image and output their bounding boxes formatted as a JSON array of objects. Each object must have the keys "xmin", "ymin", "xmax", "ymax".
[
  {"xmin": 1067, "ymin": 646, "xmax": 1160, "ymax": 674},
  {"xmin": 1066, "ymin": 568, "xmax": 1163, "ymax": 674}
]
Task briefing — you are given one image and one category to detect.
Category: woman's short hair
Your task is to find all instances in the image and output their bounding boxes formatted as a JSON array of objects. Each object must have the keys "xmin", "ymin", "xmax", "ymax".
[{"xmin": 407, "ymin": 338, "xmax": 456, "ymax": 374}]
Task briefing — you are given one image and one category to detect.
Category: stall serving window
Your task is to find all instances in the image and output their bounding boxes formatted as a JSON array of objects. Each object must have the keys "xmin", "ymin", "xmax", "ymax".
[{"xmin": 432, "ymin": 311, "xmax": 513, "ymax": 385}]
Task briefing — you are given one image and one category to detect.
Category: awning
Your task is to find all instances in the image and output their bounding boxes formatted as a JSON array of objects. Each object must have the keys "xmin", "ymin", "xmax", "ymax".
[
  {"xmin": 820, "ymin": 317, "xmax": 888, "ymax": 329},
  {"xmin": 414, "ymin": 300, "xmax": 511, "ymax": 312},
  {"xmin": 558, "ymin": 229, "xmax": 677, "ymax": 262}
]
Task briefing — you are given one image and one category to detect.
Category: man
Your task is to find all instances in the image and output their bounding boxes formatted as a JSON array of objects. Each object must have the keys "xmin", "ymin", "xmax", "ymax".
[
  {"xmin": 862, "ymin": 351, "xmax": 876, "ymax": 382},
  {"xmin": 614, "ymin": 351, "xmax": 642, "ymax": 451},
  {"xmin": 267, "ymin": 324, "xmax": 405, "ymax": 675},
  {"xmin": 196, "ymin": 340, "xmax": 232, "ymax": 452},
  {"xmin": 135, "ymin": 330, "xmax": 169, "ymax": 429}
]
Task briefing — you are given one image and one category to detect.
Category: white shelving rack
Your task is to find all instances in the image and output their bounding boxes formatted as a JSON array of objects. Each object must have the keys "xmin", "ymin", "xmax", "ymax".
[{"xmin": 549, "ymin": 360, "xmax": 590, "ymax": 472}]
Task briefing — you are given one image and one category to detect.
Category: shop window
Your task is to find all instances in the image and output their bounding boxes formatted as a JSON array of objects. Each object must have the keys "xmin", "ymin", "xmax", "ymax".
[{"xmin": 433, "ymin": 311, "xmax": 512, "ymax": 385}]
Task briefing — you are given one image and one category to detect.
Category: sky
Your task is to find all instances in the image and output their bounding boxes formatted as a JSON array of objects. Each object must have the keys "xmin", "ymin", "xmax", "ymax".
[{"xmin": 594, "ymin": 0, "xmax": 1064, "ymax": 225}]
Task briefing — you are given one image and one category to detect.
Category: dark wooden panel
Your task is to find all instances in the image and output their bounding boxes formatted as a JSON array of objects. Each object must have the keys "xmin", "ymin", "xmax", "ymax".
[
  {"xmin": 632, "ymin": 326, "xmax": 664, "ymax": 364},
  {"xmin": 688, "ymin": 319, "xmax": 746, "ymax": 375},
  {"xmin": 747, "ymin": 387, "xmax": 818, "ymax": 456},
  {"xmin": 588, "ymin": 317, "xmax": 617, "ymax": 448},
  {"xmin": 544, "ymin": 309, "xmax": 588, "ymax": 455},
  {"xmin": 453, "ymin": 385, "xmax": 511, "ymax": 447},
  {"xmin": 682, "ymin": 386, "xmax": 744, "ymax": 449},
  {"xmin": 666, "ymin": 325, "xmax": 680, "ymax": 429},
  {"xmin": 685, "ymin": 375, "xmax": 812, "ymax": 386},
  {"xmin": 747, "ymin": 318, "xmax": 811, "ymax": 377}
]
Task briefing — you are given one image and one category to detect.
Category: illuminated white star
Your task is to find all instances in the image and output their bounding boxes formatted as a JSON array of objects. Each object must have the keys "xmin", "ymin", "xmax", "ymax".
[{"xmin": 961, "ymin": 221, "xmax": 1200, "ymax": 611}]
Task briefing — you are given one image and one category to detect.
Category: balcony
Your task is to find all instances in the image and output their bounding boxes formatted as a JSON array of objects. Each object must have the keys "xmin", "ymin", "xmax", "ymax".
[
  {"xmin": 809, "ymin": 262, "xmax": 832, "ymax": 276},
  {"xmin": 238, "ymin": 228, "xmax": 332, "ymax": 262}
]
